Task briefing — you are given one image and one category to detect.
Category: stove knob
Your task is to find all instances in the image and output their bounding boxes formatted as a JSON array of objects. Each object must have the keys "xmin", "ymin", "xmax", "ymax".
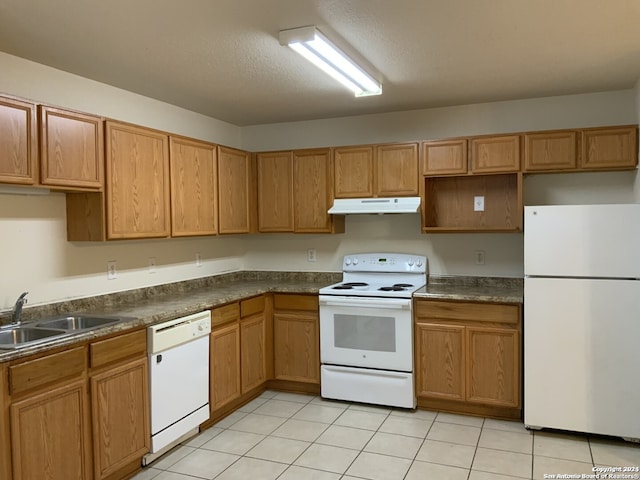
[
  {"xmin": 353, "ymin": 258, "xmax": 359, "ymax": 265},
  {"xmin": 345, "ymin": 257, "xmax": 352, "ymax": 266},
  {"xmin": 416, "ymin": 259, "xmax": 423, "ymax": 267},
  {"xmin": 408, "ymin": 259, "xmax": 414, "ymax": 267}
]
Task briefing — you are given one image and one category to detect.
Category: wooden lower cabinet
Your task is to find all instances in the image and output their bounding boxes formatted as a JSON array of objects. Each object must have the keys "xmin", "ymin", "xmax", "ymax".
[
  {"xmin": 10, "ymin": 378, "xmax": 92, "ymax": 480},
  {"xmin": 6, "ymin": 346, "xmax": 90, "ymax": 480},
  {"xmin": 240, "ymin": 313, "xmax": 267, "ymax": 393},
  {"xmin": 89, "ymin": 329, "xmax": 149, "ymax": 480},
  {"xmin": 273, "ymin": 294, "xmax": 320, "ymax": 385},
  {"xmin": 90, "ymin": 357, "xmax": 149, "ymax": 480},
  {"xmin": 415, "ymin": 323, "xmax": 465, "ymax": 401},
  {"xmin": 209, "ymin": 296, "xmax": 269, "ymax": 420},
  {"xmin": 466, "ymin": 327, "xmax": 519, "ymax": 408},
  {"xmin": 414, "ymin": 299, "xmax": 522, "ymax": 419},
  {"xmin": 210, "ymin": 322, "xmax": 241, "ymax": 409}
]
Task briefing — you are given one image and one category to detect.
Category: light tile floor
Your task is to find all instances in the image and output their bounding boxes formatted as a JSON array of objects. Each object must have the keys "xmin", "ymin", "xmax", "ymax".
[{"xmin": 134, "ymin": 390, "xmax": 640, "ymax": 480}]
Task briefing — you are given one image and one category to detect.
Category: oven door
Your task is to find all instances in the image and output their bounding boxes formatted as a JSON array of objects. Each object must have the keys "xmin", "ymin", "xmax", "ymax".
[{"xmin": 319, "ymin": 295, "xmax": 413, "ymax": 372}]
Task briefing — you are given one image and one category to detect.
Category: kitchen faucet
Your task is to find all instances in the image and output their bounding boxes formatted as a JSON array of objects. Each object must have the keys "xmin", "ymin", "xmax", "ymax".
[{"xmin": 12, "ymin": 291, "xmax": 28, "ymax": 325}]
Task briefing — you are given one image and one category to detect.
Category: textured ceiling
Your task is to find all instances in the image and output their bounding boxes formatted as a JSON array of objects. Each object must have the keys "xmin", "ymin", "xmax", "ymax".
[{"xmin": 0, "ymin": 0, "xmax": 639, "ymax": 126}]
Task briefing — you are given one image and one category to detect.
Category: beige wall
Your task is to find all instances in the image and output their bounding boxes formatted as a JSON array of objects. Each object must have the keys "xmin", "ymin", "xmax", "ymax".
[{"xmin": 0, "ymin": 52, "xmax": 638, "ymax": 309}]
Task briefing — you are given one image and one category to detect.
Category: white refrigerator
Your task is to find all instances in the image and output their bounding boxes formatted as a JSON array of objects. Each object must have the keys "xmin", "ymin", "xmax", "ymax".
[{"xmin": 524, "ymin": 204, "xmax": 640, "ymax": 441}]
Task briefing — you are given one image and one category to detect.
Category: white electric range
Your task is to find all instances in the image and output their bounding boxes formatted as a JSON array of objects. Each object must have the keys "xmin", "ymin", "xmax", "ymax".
[{"xmin": 319, "ymin": 253, "xmax": 427, "ymax": 409}]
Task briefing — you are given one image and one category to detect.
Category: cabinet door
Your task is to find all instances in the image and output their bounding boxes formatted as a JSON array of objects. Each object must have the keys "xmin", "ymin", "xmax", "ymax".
[
  {"xmin": 274, "ymin": 312, "xmax": 319, "ymax": 383},
  {"xmin": 40, "ymin": 106, "xmax": 104, "ymax": 189},
  {"xmin": 293, "ymin": 148, "xmax": 334, "ymax": 232},
  {"xmin": 91, "ymin": 357, "xmax": 149, "ymax": 480},
  {"xmin": 11, "ymin": 379, "xmax": 91, "ymax": 480},
  {"xmin": 333, "ymin": 146, "xmax": 374, "ymax": 198},
  {"xmin": 105, "ymin": 121, "xmax": 170, "ymax": 239},
  {"xmin": 581, "ymin": 126, "xmax": 638, "ymax": 170},
  {"xmin": 169, "ymin": 136, "xmax": 218, "ymax": 236},
  {"xmin": 524, "ymin": 131, "xmax": 578, "ymax": 172},
  {"xmin": 466, "ymin": 326, "xmax": 520, "ymax": 408},
  {"xmin": 257, "ymin": 151, "xmax": 294, "ymax": 232},
  {"xmin": 240, "ymin": 314, "xmax": 267, "ymax": 393},
  {"xmin": 0, "ymin": 96, "xmax": 37, "ymax": 185},
  {"xmin": 218, "ymin": 146, "xmax": 252, "ymax": 234},
  {"xmin": 0, "ymin": 363, "xmax": 10, "ymax": 480},
  {"xmin": 375, "ymin": 143, "xmax": 419, "ymax": 196},
  {"xmin": 210, "ymin": 322, "xmax": 241, "ymax": 409},
  {"xmin": 415, "ymin": 323, "xmax": 465, "ymax": 400},
  {"xmin": 470, "ymin": 135, "xmax": 521, "ymax": 173},
  {"xmin": 422, "ymin": 139, "xmax": 468, "ymax": 176}
]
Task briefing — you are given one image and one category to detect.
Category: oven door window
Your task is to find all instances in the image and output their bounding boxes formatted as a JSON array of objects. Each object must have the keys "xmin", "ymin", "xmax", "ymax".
[{"xmin": 334, "ymin": 313, "xmax": 396, "ymax": 352}]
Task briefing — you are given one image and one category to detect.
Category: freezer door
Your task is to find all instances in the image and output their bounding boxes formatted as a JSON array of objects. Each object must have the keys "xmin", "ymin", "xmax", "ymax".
[
  {"xmin": 524, "ymin": 277, "xmax": 640, "ymax": 439},
  {"xmin": 524, "ymin": 204, "xmax": 640, "ymax": 278}
]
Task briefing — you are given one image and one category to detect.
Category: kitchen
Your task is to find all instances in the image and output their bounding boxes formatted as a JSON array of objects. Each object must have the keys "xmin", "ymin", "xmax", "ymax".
[{"xmin": 1, "ymin": 1, "xmax": 640, "ymax": 479}]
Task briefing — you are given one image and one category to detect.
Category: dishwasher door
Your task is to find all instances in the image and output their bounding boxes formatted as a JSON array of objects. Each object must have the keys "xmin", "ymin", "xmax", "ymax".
[{"xmin": 149, "ymin": 334, "xmax": 210, "ymax": 452}]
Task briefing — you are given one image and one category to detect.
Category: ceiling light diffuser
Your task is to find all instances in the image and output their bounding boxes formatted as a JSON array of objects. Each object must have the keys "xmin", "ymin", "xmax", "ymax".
[{"xmin": 279, "ymin": 26, "xmax": 382, "ymax": 97}]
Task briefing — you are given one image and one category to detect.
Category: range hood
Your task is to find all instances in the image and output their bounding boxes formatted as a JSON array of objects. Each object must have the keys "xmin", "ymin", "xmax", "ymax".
[{"xmin": 328, "ymin": 197, "xmax": 421, "ymax": 215}]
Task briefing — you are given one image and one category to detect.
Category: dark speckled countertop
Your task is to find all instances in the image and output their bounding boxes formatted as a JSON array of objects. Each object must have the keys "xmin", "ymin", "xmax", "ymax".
[
  {"xmin": 0, "ymin": 271, "xmax": 523, "ymax": 363},
  {"xmin": 415, "ymin": 275, "xmax": 524, "ymax": 304}
]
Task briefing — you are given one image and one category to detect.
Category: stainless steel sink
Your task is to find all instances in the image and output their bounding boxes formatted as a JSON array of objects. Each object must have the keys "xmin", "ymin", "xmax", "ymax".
[
  {"xmin": 0, "ymin": 326, "xmax": 69, "ymax": 349},
  {"xmin": 34, "ymin": 315, "xmax": 124, "ymax": 331},
  {"xmin": 0, "ymin": 314, "xmax": 132, "ymax": 350}
]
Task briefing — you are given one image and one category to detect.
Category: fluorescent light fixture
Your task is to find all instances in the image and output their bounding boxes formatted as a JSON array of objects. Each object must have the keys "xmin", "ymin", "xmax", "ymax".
[
  {"xmin": 279, "ymin": 26, "xmax": 382, "ymax": 97},
  {"xmin": 0, "ymin": 185, "xmax": 50, "ymax": 196}
]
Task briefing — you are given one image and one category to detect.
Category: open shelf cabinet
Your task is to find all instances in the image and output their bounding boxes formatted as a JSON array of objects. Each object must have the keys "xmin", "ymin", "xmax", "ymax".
[{"xmin": 422, "ymin": 173, "xmax": 523, "ymax": 233}]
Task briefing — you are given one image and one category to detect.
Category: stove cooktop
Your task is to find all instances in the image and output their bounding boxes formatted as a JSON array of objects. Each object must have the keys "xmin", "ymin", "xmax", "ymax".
[{"xmin": 319, "ymin": 253, "xmax": 428, "ymax": 299}]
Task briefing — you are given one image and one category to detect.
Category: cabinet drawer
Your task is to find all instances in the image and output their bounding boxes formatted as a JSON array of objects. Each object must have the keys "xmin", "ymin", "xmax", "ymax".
[
  {"xmin": 274, "ymin": 294, "xmax": 318, "ymax": 312},
  {"xmin": 10, "ymin": 346, "xmax": 87, "ymax": 395},
  {"xmin": 241, "ymin": 296, "xmax": 265, "ymax": 318},
  {"xmin": 90, "ymin": 329, "xmax": 146, "ymax": 369},
  {"xmin": 211, "ymin": 303, "xmax": 240, "ymax": 327},
  {"xmin": 415, "ymin": 300, "xmax": 519, "ymax": 325}
]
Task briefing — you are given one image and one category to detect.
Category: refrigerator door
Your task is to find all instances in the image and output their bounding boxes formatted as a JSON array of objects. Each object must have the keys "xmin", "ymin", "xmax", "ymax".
[
  {"xmin": 524, "ymin": 204, "xmax": 640, "ymax": 278},
  {"xmin": 524, "ymin": 277, "xmax": 640, "ymax": 439}
]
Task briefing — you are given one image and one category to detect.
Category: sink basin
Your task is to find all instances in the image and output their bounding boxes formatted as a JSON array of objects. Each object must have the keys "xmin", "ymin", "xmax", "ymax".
[
  {"xmin": 34, "ymin": 315, "xmax": 125, "ymax": 331},
  {"xmin": 0, "ymin": 327, "xmax": 69, "ymax": 349}
]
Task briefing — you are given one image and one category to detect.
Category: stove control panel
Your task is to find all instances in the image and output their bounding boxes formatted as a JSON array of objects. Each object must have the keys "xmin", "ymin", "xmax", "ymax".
[{"xmin": 343, "ymin": 253, "xmax": 427, "ymax": 273}]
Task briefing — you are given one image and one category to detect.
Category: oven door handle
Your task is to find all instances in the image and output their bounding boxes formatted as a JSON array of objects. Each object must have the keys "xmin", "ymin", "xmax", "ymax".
[{"xmin": 319, "ymin": 297, "xmax": 411, "ymax": 310}]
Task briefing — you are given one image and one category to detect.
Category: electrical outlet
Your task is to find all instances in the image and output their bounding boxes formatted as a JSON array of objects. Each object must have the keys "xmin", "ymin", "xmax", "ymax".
[
  {"xmin": 307, "ymin": 248, "xmax": 317, "ymax": 262},
  {"xmin": 196, "ymin": 252, "xmax": 202, "ymax": 267},
  {"xmin": 107, "ymin": 260, "xmax": 117, "ymax": 280},
  {"xmin": 148, "ymin": 257, "xmax": 156, "ymax": 274},
  {"xmin": 475, "ymin": 250, "xmax": 486, "ymax": 265},
  {"xmin": 474, "ymin": 196, "xmax": 485, "ymax": 212}
]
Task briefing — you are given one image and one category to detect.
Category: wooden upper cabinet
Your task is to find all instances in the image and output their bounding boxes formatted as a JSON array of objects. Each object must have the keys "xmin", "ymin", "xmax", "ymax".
[
  {"xmin": 169, "ymin": 136, "xmax": 218, "ymax": 236},
  {"xmin": 581, "ymin": 126, "xmax": 638, "ymax": 170},
  {"xmin": 105, "ymin": 122, "xmax": 170, "ymax": 239},
  {"xmin": 524, "ymin": 130, "xmax": 578, "ymax": 172},
  {"xmin": 39, "ymin": 106, "xmax": 104, "ymax": 190},
  {"xmin": 375, "ymin": 143, "xmax": 419, "ymax": 196},
  {"xmin": 257, "ymin": 151, "xmax": 294, "ymax": 232},
  {"xmin": 422, "ymin": 139, "xmax": 468, "ymax": 176},
  {"xmin": 293, "ymin": 148, "xmax": 336, "ymax": 233},
  {"xmin": 0, "ymin": 95, "xmax": 37, "ymax": 185},
  {"xmin": 334, "ymin": 145, "xmax": 374, "ymax": 198},
  {"xmin": 470, "ymin": 135, "xmax": 521, "ymax": 173},
  {"xmin": 218, "ymin": 146, "xmax": 252, "ymax": 234}
]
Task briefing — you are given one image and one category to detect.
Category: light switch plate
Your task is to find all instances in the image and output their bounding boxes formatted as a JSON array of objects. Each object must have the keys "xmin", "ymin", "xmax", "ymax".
[{"xmin": 474, "ymin": 196, "xmax": 485, "ymax": 212}]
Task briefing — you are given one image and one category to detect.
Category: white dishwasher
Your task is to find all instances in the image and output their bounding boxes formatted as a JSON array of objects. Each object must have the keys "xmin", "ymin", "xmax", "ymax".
[{"xmin": 144, "ymin": 310, "xmax": 211, "ymax": 464}]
